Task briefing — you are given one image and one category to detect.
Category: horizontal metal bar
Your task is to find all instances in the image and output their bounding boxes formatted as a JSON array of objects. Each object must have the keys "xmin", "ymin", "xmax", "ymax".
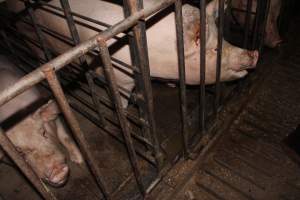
[{"xmin": 0, "ymin": 0, "xmax": 175, "ymax": 108}]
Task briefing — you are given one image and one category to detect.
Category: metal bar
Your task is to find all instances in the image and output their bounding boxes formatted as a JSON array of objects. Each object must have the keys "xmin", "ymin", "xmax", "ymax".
[
  {"xmin": 0, "ymin": 128, "xmax": 57, "ymax": 200},
  {"xmin": 259, "ymin": 0, "xmax": 271, "ymax": 53},
  {"xmin": 97, "ymin": 39, "xmax": 145, "ymax": 195},
  {"xmin": 243, "ymin": 0, "xmax": 253, "ymax": 49},
  {"xmin": 25, "ymin": 0, "xmax": 52, "ymax": 60},
  {"xmin": 174, "ymin": 0, "xmax": 190, "ymax": 157},
  {"xmin": 85, "ymin": 71, "xmax": 106, "ymax": 127},
  {"xmin": 200, "ymin": 0, "xmax": 206, "ymax": 132},
  {"xmin": 42, "ymin": 68, "xmax": 110, "ymax": 199},
  {"xmin": 214, "ymin": 0, "xmax": 225, "ymax": 114},
  {"xmin": 122, "ymin": 0, "xmax": 164, "ymax": 170},
  {"xmin": 0, "ymin": 0, "xmax": 176, "ymax": 108},
  {"xmin": 251, "ymin": 0, "xmax": 262, "ymax": 50}
]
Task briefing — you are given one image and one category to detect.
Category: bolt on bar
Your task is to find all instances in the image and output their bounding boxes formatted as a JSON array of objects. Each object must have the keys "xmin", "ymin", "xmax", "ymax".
[
  {"xmin": 97, "ymin": 38, "xmax": 145, "ymax": 195},
  {"xmin": 174, "ymin": 0, "xmax": 190, "ymax": 157},
  {"xmin": 200, "ymin": 0, "xmax": 206, "ymax": 133},
  {"xmin": 42, "ymin": 68, "xmax": 110, "ymax": 199},
  {"xmin": 122, "ymin": 0, "xmax": 164, "ymax": 170},
  {"xmin": 243, "ymin": 0, "xmax": 253, "ymax": 49},
  {"xmin": 214, "ymin": 0, "xmax": 225, "ymax": 114},
  {"xmin": 25, "ymin": 0, "xmax": 52, "ymax": 61},
  {"xmin": 0, "ymin": 128, "xmax": 57, "ymax": 200}
]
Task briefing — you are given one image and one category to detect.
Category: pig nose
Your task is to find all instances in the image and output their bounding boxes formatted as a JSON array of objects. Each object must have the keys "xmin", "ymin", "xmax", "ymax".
[
  {"xmin": 273, "ymin": 39, "xmax": 283, "ymax": 48},
  {"xmin": 247, "ymin": 50, "xmax": 259, "ymax": 67},
  {"xmin": 45, "ymin": 164, "xmax": 69, "ymax": 187}
]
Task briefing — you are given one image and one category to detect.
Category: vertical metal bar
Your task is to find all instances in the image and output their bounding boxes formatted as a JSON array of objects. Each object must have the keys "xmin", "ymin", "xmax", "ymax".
[
  {"xmin": 42, "ymin": 68, "xmax": 110, "ymax": 200},
  {"xmin": 259, "ymin": 0, "xmax": 271, "ymax": 53},
  {"xmin": 214, "ymin": 0, "xmax": 225, "ymax": 114},
  {"xmin": 25, "ymin": 0, "xmax": 52, "ymax": 61},
  {"xmin": 85, "ymin": 71, "xmax": 106, "ymax": 127},
  {"xmin": 122, "ymin": 0, "xmax": 164, "ymax": 170},
  {"xmin": 251, "ymin": 0, "xmax": 262, "ymax": 50},
  {"xmin": 97, "ymin": 39, "xmax": 145, "ymax": 195},
  {"xmin": 200, "ymin": 0, "xmax": 206, "ymax": 132},
  {"xmin": 0, "ymin": 128, "xmax": 57, "ymax": 200},
  {"xmin": 174, "ymin": 0, "xmax": 190, "ymax": 157},
  {"xmin": 243, "ymin": 0, "xmax": 253, "ymax": 49},
  {"xmin": 59, "ymin": 0, "xmax": 86, "ymax": 64}
]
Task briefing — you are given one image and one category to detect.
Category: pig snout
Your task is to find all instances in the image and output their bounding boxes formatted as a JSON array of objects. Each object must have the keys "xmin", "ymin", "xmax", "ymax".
[
  {"xmin": 44, "ymin": 163, "xmax": 69, "ymax": 187},
  {"xmin": 242, "ymin": 50, "xmax": 259, "ymax": 69}
]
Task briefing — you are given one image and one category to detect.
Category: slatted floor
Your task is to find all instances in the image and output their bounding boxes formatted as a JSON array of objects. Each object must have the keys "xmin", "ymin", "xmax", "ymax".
[{"xmin": 157, "ymin": 17, "xmax": 300, "ymax": 200}]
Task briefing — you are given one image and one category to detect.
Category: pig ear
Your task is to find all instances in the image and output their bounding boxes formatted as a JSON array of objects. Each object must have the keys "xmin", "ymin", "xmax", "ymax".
[{"xmin": 36, "ymin": 100, "xmax": 60, "ymax": 122}]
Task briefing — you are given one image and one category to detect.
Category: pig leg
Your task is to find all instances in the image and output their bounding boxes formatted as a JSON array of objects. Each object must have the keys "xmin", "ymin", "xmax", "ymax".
[{"xmin": 55, "ymin": 118, "xmax": 83, "ymax": 164}]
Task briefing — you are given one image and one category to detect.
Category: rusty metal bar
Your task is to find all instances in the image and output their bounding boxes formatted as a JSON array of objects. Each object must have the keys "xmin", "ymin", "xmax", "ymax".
[
  {"xmin": 97, "ymin": 39, "xmax": 145, "ymax": 195},
  {"xmin": 215, "ymin": 0, "xmax": 225, "ymax": 114},
  {"xmin": 0, "ymin": 128, "xmax": 57, "ymax": 200},
  {"xmin": 122, "ymin": 0, "xmax": 164, "ymax": 170},
  {"xmin": 25, "ymin": 0, "xmax": 52, "ymax": 61},
  {"xmin": 243, "ymin": 0, "xmax": 253, "ymax": 49},
  {"xmin": 0, "ymin": 0, "xmax": 176, "ymax": 108},
  {"xmin": 85, "ymin": 71, "xmax": 106, "ymax": 127},
  {"xmin": 174, "ymin": 0, "xmax": 190, "ymax": 157},
  {"xmin": 251, "ymin": 0, "xmax": 262, "ymax": 49},
  {"xmin": 42, "ymin": 68, "xmax": 110, "ymax": 199},
  {"xmin": 200, "ymin": 0, "xmax": 206, "ymax": 132},
  {"xmin": 259, "ymin": 0, "xmax": 271, "ymax": 53}
]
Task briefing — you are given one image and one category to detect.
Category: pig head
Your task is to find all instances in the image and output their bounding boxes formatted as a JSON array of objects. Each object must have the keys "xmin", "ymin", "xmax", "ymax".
[{"xmin": 0, "ymin": 63, "xmax": 83, "ymax": 187}]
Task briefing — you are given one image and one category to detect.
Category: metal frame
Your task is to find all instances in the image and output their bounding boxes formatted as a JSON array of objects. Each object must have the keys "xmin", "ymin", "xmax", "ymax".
[{"xmin": 0, "ymin": 0, "xmax": 271, "ymax": 199}]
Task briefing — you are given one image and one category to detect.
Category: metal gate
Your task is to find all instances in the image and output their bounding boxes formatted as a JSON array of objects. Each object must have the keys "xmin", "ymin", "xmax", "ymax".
[{"xmin": 0, "ymin": 0, "xmax": 272, "ymax": 199}]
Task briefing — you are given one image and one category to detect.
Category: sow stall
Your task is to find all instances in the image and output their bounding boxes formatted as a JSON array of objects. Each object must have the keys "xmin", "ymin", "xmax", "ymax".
[{"xmin": 0, "ymin": 0, "xmax": 277, "ymax": 199}]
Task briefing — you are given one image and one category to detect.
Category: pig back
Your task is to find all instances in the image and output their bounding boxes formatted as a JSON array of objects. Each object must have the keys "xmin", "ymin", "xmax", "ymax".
[{"xmin": 0, "ymin": 56, "xmax": 42, "ymax": 123}]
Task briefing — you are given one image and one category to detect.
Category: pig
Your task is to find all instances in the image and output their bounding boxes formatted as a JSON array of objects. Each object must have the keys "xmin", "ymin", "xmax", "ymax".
[
  {"xmin": 230, "ymin": 0, "xmax": 282, "ymax": 48},
  {"xmin": 7, "ymin": 0, "xmax": 258, "ymax": 106},
  {"xmin": 0, "ymin": 55, "xmax": 83, "ymax": 187}
]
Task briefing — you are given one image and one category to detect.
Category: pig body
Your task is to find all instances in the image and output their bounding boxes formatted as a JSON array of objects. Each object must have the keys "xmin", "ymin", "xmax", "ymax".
[
  {"xmin": 0, "ymin": 55, "xmax": 83, "ymax": 187},
  {"xmin": 7, "ymin": 0, "xmax": 258, "ymax": 106},
  {"xmin": 230, "ymin": 0, "xmax": 282, "ymax": 48}
]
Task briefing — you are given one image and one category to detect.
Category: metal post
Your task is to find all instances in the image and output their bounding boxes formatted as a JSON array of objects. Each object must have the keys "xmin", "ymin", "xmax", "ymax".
[
  {"xmin": 251, "ymin": 0, "xmax": 262, "ymax": 50},
  {"xmin": 25, "ymin": 0, "xmax": 52, "ymax": 61},
  {"xmin": 259, "ymin": 0, "xmax": 271, "ymax": 53},
  {"xmin": 42, "ymin": 67, "xmax": 110, "ymax": 200},
  {"xmin": 200, "ymin": 0, "xmax": 206, "ymax": 132},
  {"xmin": 0, "ymin": 128, "xmax": 57, "ymax": 200},
  {"xmin": 214, "ymin": 0, "xmax": 225, "ymax": 114},
  {"xmin": 243, "ymin": 0, "xmax": 253, "ymax": 49},
  {"xmin": 122, "ymin": 0, "xmax": 164, "ymax": 170},
  {"xmin": 85, "ymin": 71, "xmax": 106, "ymax": 127},
  {"xmin": 97, "ymin": 38, "xmax": 145, "ymax": 196},
  {"xmin": 174, "ymin": 0, "xmax": 190, "ymax": 157}
]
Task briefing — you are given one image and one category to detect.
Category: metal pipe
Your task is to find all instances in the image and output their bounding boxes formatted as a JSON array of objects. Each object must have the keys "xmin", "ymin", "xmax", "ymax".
[
  {"xmin": 251, "ymin": 0, "xmax": 262, "ymax": 50},
  {"xmin": 200, "ymin": 0, "xmax": 206, "ymax": 132},
  {"xmin": 122, "ymin": 0, "xmax": 164, "ymax": 170},
  {"xmin": 0, "ymin": 0, "xmax": 176, "ymax": 108},
  {"xmin": 97, "ymin": 39, "xmax": 145, "ymax": 195},
  {"xmin": 259, "ymin": 0, "xmax": 271, "ymax": 53},
  {"xmin": 214, "ymin": 0, "xmax": 225, "ymax": 114},
  {"xmin": 174, "ymin": 0, "xmax": 190, "ymax": 157},
  {"xmin": 243, "ymin": 0, "xmax": 253, "ymax": 49},
  {"xmin": 0, "ymin": 128, "xmax": 57, "ymax": 200},
  {"xmin": 42, "ymin": 68, "xmax": 110, "ymax": 199},
  {"xmin": 25, "ymin": 0, "xmax": 52, "ymax": 61}
]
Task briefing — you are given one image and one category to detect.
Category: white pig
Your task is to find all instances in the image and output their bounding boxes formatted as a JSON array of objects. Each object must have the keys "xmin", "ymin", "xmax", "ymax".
[
  {"xmin": 0, "ymin": 55, "xmax": 83, "ymax": 187},
  {"xmin": 230, "ymin": 0, "xmax": 282, "ymax": 48},
  {"xmin": 7, "ymin": 0, "xmax": 259, "ymax": 106}
]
